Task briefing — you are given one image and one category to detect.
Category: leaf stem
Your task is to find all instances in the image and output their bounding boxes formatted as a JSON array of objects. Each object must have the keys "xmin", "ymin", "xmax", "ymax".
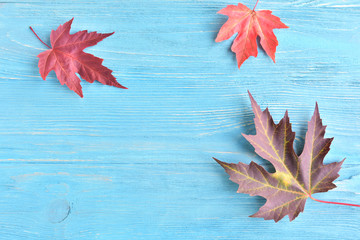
[
  {"xmin": 309, "ymin": 194, "xmax": 360, "ymax": 207},
  {"xmin": 253, "ymin": 0, "xmax": 259, "ymax": 11},
  {"xmin": 29, "ymin": 26, "xmax": 51, "ymax": 49}
]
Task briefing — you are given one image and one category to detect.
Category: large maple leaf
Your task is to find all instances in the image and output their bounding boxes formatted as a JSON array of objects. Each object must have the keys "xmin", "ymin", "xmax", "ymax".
[
  {"xmin": 30, "ymin": 18, "xmax": 127, "ymax": 97},
  {"xmin": 214, "ymin": 92, "xmax": 345, "ymax": 222},
  {"xmin": 215, "ymin": 2, "xmax": 288, "ymax": 68}
]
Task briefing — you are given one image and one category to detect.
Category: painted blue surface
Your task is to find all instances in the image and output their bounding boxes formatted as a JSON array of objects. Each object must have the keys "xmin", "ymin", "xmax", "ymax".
[{"xmin": 0, "ymin": 0, "xmax": 360, "ymax": 239}]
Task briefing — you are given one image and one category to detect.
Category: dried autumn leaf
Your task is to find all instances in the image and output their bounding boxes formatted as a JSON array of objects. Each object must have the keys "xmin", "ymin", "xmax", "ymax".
[
  {"xmin": 215, "ymin": 2, "xmax": 288, "ymax": 68},
  {"xmin": 30, "ymin": 18, "xmax": 127, "ymax": 97},
  {"xmin": 214, "ymin": 92, "xmax": 345, "ymax": 222}
]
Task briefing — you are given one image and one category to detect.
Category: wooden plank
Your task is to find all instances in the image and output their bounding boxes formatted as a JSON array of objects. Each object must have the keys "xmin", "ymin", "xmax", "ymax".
[{"xmin": 0, "ymin": 0, "xmax": 359, "ymax": 239}]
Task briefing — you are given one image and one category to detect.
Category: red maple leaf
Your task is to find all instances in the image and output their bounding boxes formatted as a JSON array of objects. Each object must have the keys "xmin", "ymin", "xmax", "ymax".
[
  {"xmin": 215, "ymin": 1, "xmax": 288, "ymax": 68},
  {"xmin": 30, "ymin": 18, "xmax": 127, "ymax": 97}
]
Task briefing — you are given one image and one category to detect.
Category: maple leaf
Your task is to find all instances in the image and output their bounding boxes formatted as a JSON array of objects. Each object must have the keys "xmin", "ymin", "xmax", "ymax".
[
  {"xmin": 30, "ymin": 18, "xmax": 127, "ymax": 97},
  {"xmin": 214, "ymin": 91, "xmax": 345, "ymax": 222},
  {"xmin": 215, "ymin": 2, "xmax": 288, "ymax": 68}
]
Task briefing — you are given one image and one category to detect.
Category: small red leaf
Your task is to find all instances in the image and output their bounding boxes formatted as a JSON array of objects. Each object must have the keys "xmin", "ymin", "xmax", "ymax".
[
  {"xmin": 215, "ymin": 2, "xmax": 288, "ymax": 68},
  {"xmin": 31, "ymin": 18, "xmax": 127, "ymax": 97}
]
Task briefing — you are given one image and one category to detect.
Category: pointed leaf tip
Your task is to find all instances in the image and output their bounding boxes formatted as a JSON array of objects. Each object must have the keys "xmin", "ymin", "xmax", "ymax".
[
  {"xmin": 213, "ymin": 157, "xmax": 223, "ymax": 165},
  {"xmin": 284, "ymin": 110, "xmax": 289, "ymax": 118},
  {"xmin": 247, "ymin": 91, "xmax": 256, "ymax": 104},
  {"xmin": 66, "ymin": 17, "xmax": 74, "ymax": 26},
  {"xmin": 315, "ymin": 102, "xmax": 319, "ymax": 114}
]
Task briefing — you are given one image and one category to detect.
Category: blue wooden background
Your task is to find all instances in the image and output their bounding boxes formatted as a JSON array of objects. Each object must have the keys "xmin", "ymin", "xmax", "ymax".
[{"xmin": 0, "ymin": 0, "xmax": 360, "ymax": 239}]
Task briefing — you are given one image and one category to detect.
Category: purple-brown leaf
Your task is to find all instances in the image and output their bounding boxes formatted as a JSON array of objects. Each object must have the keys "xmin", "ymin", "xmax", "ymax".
[{"xmin": 214, "ymin": 92, "xmax": 344, "ymax": 222}]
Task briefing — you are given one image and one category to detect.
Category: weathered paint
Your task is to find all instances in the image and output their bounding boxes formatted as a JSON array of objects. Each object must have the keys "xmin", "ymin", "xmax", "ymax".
[{"xmin": 0, "ymin": 0, "xmax": 359, "ymax": 239}]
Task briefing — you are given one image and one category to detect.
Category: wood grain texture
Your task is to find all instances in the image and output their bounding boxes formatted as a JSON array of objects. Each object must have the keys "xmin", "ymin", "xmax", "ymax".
[{"xmin": 0, "ymin": 0, "xmax": 359, "ymax": 239}]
